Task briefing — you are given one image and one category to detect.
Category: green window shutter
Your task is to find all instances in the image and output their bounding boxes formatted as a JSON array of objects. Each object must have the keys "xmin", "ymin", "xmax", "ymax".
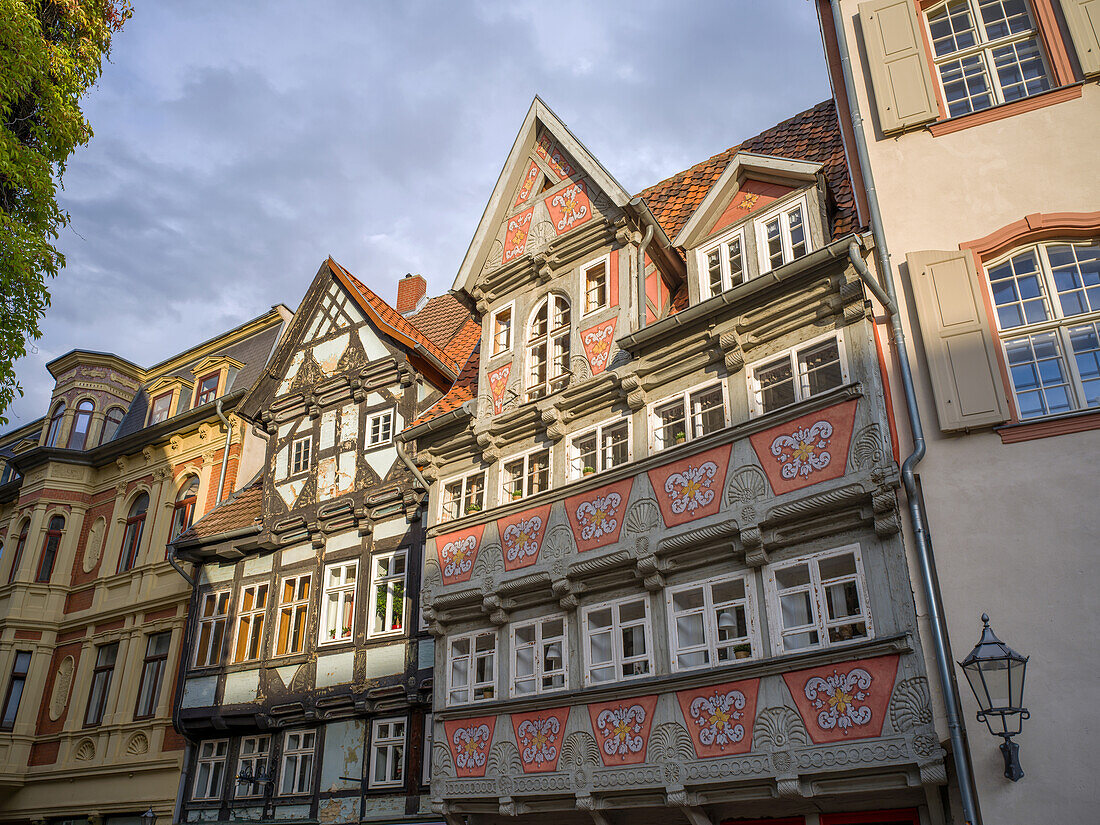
[
  {"xmin": 1062, "ymin": 0, "xmax": 1100, "ymax": 76},
  {"xmin": 907, "ymin": 250, "xmax": 1011, "ymax": 431},
  {"xmin": 858, "ymin": 0, "xmax": 941, "ymax": 133}
]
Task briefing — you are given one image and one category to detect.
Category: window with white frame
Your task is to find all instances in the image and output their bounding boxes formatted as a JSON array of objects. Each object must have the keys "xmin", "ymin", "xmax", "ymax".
[
  {"xmin": 275, "ymin": 574, "xmax": 311, "ymax": 656},
  {"xmin": 582, "ymin": 257, "xmax": 610, "ymax": 315},
  {"xmin": 441, "ymin": 470, "xmax": 486, "ymax": 521},
  {"xmin": 194, "ymin": 590, "xmax": 230, "ymax": 668},
  {"xmin": 446, "ymin": 630, "xmax": 496, "ymax": 704},
  {"xmin": 984, "ymin": 241, "xmax": 1100, "ymax": 418},
  {"xmin": 755, "ymin": 197, "xmax": 810, "ymax": 274},
  {"xmin": 320, "ymin": 561, "xmax": 358, "ymax": 644},
  {"xmin": 291, "ymin": 435, "xmax": 311, "ymax": 476},
  {"xmin": 924, "ymin": 0, "xmax": 1050, "ymax": 119},
  {"xmin": 501, "ymin": 447, "xmax": 550, "ymax": 502},
  {"xmin": 569, "ymin": 418, "xmax": 629, "ymax": 479},
  {"xmin": 699, "ymin": 226, "xmax": 746, "ymax": 298},
  {"xmin": 491, "ymin": 303, "xmax": 513, "ymax": 356},
  {"xmin": 747, "ymin": 332, "xmax": 848, "ymax": 416},
  {"xmin": 193, "ymin": 739, "xmax": 228, "ymax": 801},
  {"xmin": 368, "ymin": 550, "xmax": 406, "ymax": 637},
  {"xmin": 369, "ymin": 717, "xmax": 406, "ymax": 788},
  {"xmin": 279, "ymin": 730, "xmax": 315, "ymax": 796},
  {"xmin": 667, "ymin": 573, "xmax": 758, "ymax": 671},
  {"xmin": 368, "ymin": 410, "xmax": 394, "ymax": 446},
  {"xmin": 651, "ymin": 382, "xmax": 727, "ymax": 450},
  {"xmin": 765, "ymin": 545, "xmax": 873, "ymax": 654},
  {"xmin": 235, "ymin": 734, "xmax": 270, "ymax": 798},
  {"xmin": 232, "ymin": 583, "xmax": 268, "ymax": 663},
  {"xmin": 511, "ymin": 615, "xmax": 567, "ymax": 697},
  {"xmin": 526, "ymin": 293, "xmax": 571, "ymax": 400},
  {"xmin": 582, "ymin": 595, "xmax": 653, "ymax": 686}
]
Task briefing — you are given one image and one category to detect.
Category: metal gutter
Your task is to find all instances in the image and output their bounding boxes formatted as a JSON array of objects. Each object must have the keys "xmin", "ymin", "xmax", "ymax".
[
  {"xmin": 396, "ymin": 399, "xmax": 477, "ymax": 444},
  {"xmin": 826, "ymin": 2, "xmax": 980, "ymax": 821}
]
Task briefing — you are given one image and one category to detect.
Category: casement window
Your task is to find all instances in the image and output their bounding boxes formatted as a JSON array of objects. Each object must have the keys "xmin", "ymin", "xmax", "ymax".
[
  {"xmin": 755, "ymin": 197, "xmax": 811, "ymax": 274},
  {"xmin": 194, "ymin": 590, "xmax": 230, "ymax": 667},
  {"xmin": 526, "ymin": 293, "xmax": 572, "ymax": 400},
  {"xmin": 441, "ymin": 470, "xmax": 486, "ymax": 521},
  {"xmin": 291, "ymin": 435, "xmax": 312, "ymax": 476},
  {"xmin": 582, "ymin": 595, "xmax": 653, "ymax": 686},
  {"xmin": 45, "ymin": 401, "xmax": 65, "ymax": 446},
  {"xmin": 279, "ymin": 730, "xmax": 316, "ymax": 795},
  {"xmin": 1, "ymin": 651, "xmax": 31, "ymax": 730},
  {"xmin": 35, "ymin": 515, "xmax": 64, "ymax": 583},
  {"xmin": 84, "ymin": 642, "xmax": 119, "ymax": 726},
  {"xmin": 446, "ymin": 630, "xmax": 497, "ymax": 704},
  {"xmin": 367, "ymin": 550, "xmax": 405, "ymax": 637},
  {"xmin": 491, "ymin": 303, "xmax": 514, "ymax": 356},
  {"xmin": 569, "ymin": 418, "xmax": 629, "ymax": 479},
  {"xmin": 667, "ymin": 573, "xmax": 759, "ymax": 671},
  {"xmin": 924, "ymin": 0, "xmax": 1050, "ymax": 118},
  {"xmin": 501, "ymin": 447, "xmax": 550, "ymax": 501},
  {"xmin": 6, "ymin": 521, "xmax": 28, "ymax": 584},
  {"xmin": 699, "ymin": 226, "xmax": 747, "ymax": 298},
  {"xmin": 321, "ymin": 560, "xmax": 358, "ymax": 643},
  {"xmin": 369, "ymin": 717, "xmax": 406, "ymax": 789},
  {"xmin": 747, "ymin": 332, "xmax": 849, "ymax": 416},
  {"xmin": 984, "ymin": 241, "xmax": 1100, "ymax": 418},
  {"xmin": 765, "ymin": 545, "xmax": 873, "ymax": 655},
  {"xmin": 67, "ymin": 399, "xmax": 94, "ymax": 450},
  {"xmin": 117, "ymin": 492, "xmax": 149, "ymax": 573},
  {"xmin": 102, "ymin": 406, "xmax": 126, "ymax": 443},
  {"xmin": 368, "ymin": 409, "xmax": 395, "ymax": 446},
  {"xmin": 193, "ymin": 739, "xmax": 229, "ymax": 801},
  {"xmin": 235, "ymin": 734, "xmax": 271, "ymax": 798},
  {"xmin": 134, "ymin": 631, "xmax": 171, "ymax": 719},
  {"xmin": 170, "ymin": 476, "xmax": 200, "ymax": 542},
  {"xmin": 275, "ymin": 574, "xmax": 312, "ymax": 656},
  {"xmin": 233, "ymin": 583, "xmax": 269, "ymax": 663},
  {"xmin": 651, "ymin": 381, "xmax": 728, "ymax": 450},
  {"xmin": 149, "ymin": 391, "xmax": 174, "ymax": 425},
  {"xmin": 582, "ymin": 256, "xmax": 610, "ymax": 315},
  {"xmin": 195, "ymin": 372, "xmax": 220, "ymax": 407},
  {"xmin": 511, "ymin": 615, "xmax": 567, "ymax": 697}
]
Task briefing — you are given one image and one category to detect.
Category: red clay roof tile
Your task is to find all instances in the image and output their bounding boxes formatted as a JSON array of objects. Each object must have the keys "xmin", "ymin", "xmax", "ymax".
[{"xmin": 176, "ymin": 474, "xmax": 263, "ymax": 543}]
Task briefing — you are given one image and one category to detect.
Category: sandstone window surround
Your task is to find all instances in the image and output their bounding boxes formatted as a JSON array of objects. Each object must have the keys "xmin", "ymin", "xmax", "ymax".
[
  {"xmin": 582, "ymin": 594, "xmax": 653, "ymax": 687},
  {"xmin": 501, "ymin": 446, "xmax": 551, "ymax": 502},
  {"xmin": 117, "ymin": 492, "xmax": 150, "ymax": 573},
  {"xmin": 194, "ymin": 590, "xmax": 230, "ymax": 668},
  {"xmin": 170, "ymin": 476, "xmax": 200, "ymax": 543},
  {"xmin": 369, "ymin": 717, "xmax": 407, "ymax": 789},
  {"xmin": 0, "ymin": 650, "xmax": 31, "ymax": 730},
  {"xmin": 148, "ymin": 390, "xmax": 175, "ymax": 426},
  {"xmin": 440, "ymin": 469, "xmax": 486, "ymax": 522},
  {"xmin": 446, "ymin": 629, "xmax": 497, "ymax": 706},
  {"xmin": 194, "ymin": 371, "xmax": 221, "ymax": 407},
  {"xmin": 6, "ymin": 520, "xmax": 28, "ymax": 584},
  {"xmin": 66, "ymin": 399, "xmax": 95, "ymax": 450},
  {"xmin": 754, "ymin": 194, "xmax": 812, "ymax": 274},
  {"xmin": 580, "ymin": 253, "xmax": 611, "ymax": 317},
  {"xmin": 133, "ymin": 631, "xmax": 171, "ymax": 719},
  {"xmin": 279, "ymin": 729, "xmax": 316, "ymax": 796},
  {"xmin": 275, "ymin": 574, "xmax": 312, "ymax": 656},
  {"xmin": 83, "ymin": 641, "xmax": 120, "ymax": 726},
  {"xmin": 232, "ymin": 583, "xmax": 269, "ymax": 663},
  {"xmin": 490, "ymin": 301, "xmax": 514, "ymax": 357},
  {"xmin": 666, "ymin": 571, "xmax": 761, "ymax": 672},
  {"xmin": 568, "ymin": 416, "xmax": 630, "ymax": 479},
  {"xmin": 102, "ymin": 406, "xmax": 126, "ymax": 443},
  {"xmin": 649, "ymin": 379, "xmax": 729, "ymax": 451},
  {"xmin": 320, "ymin": 560, "xmax": 359, "ymax": 645},
  {"xmin": 367, "ymin": 550, "xmax": 406, "ymax": 638},
  {"xmin": 34, "ymin": 515, "xmax": 64, "ymax": 583},
  {"xmin": 45, "ymin": 401, "xmax": 65, "ymax": 446},
  {"xmin": 235, "ymin": 734, "xmax": 270, "ymax": 799},
  {"xmin": 526, "ymin": 292, "xmax": 572, "ymax": 401},
  {"xmin": 510, "ymin": 614, "xmax": 568, "ymax": 697},
  {"xmin": 193, "ymin": 739, "xmax": 229, "ymax": 800},
  {"xmin": 745, "ymin": 330, "xmax": 850, "ymax": 417}
]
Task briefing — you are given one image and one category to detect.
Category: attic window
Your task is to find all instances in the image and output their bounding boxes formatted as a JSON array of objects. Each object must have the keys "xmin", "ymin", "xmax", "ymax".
[
  {"xmin": 755, "ymin": 197, "xmax": 811, "ymax": 274},
  {"xmin": 195, "ymin": 372, "xmax": 219, "ymax": 407},
  {"xmin": 698, "ymin": 227, "xmax": 746, "ymax": 298},
  {"xmin": 149, "ymin": 392, "xmax": 174, "ymax": 425}
]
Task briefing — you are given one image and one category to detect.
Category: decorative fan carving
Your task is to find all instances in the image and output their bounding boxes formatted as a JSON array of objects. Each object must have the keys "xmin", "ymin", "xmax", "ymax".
[
  {"xmin": 74, "ymin": 738, "xmax": 96, "ymax": 761},
  {"xmin": 487, "ymin": 740, "xmax": 522, "ymax": 776},
  {"xmin": 726, "ymin": 466, "xmax": 767, "ymax": 506},
  {"xmin": 560, "ymin": 731, "xmax": 601, "ymax": 769},
  {"xmin": 890, "ymin": 677, "xmax": 933, "ymax": 732},
  {"xmin": 126, "ymin": 732, "xmax": 149, "ymax": 755},
  {"xmin": 624, "ymin": 499, "xmax": 659, "ymax": 535},
  {"xmin": 753, "ymin": 706, "xmax": 809, "ymax": 750},
  {"xmin": 649, "ymin": 722, "xmax": 695, "ymax": 762}
]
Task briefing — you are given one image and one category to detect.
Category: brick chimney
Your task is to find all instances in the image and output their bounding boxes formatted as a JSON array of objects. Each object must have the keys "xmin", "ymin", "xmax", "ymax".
[{"xmin": 396, "ymin": 273, "xmax": 427, "ymax": 316}]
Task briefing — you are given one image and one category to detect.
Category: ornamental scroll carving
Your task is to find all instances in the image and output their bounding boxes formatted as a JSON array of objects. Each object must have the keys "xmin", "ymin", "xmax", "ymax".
[
  {"xmin": 49, "ymin": 656, "xmax": 75, "ymax": 721},
  {"xmin": 82, "ymin": 517, "xmax": 106, "ymax": 573}
]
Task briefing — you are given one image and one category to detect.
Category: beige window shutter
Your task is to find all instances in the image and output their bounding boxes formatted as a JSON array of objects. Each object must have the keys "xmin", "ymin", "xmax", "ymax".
[
  {"xmin": 858, "ymin": 0, "xmax": 941, "ymax": 133},
  {"xmin": 1062, "ymin": 0, "xmax": 1100, "ymax": 76},
  {"xmin": 907, "ymin": 250, "xmax": 1011, "ymax": 431}
]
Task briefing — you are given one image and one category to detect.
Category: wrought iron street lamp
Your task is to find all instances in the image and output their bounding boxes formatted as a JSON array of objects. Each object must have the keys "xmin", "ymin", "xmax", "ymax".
[{"xmin": 959, "ymin": 613, "xmax": 1029, "ymax": 781}]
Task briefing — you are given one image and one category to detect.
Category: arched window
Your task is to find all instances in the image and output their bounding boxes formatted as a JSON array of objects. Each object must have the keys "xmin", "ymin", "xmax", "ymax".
[
  {"xmin": 170, "ymin": 476, "xmax": 201, "ymax": 542},
  {"xmin": 67, "ymin": 400, "xmax": 95, "ymax": 450},
  {"xmin": 35, "ymin": 516, "xmax": 65, "ymax": 583},
  {"xmin": 45, "ymin": 402, "xmax": 66, "ymax": 447},
  {"xmin": 117, "ymin": 493, "xmax": 149, "ymax": 573},
  {"xmin": 526, "ymin": 294, "xmax": 571, "ymax": 400},
  {"xmin": 102, "ymin": 407, "xmax": 125, "ymax": 443},
  {"xmin": 7, "ymin": 521, "xmax": 29, "ymax": 584}
]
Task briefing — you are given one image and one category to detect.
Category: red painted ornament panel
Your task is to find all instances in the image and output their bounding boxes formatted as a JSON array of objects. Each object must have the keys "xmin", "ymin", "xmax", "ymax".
[
  {"xmin": 706, "ymin": 178, "xmax": 794, "ymax": 237},
  {"xmin": 748, "ymin": 400, "xmax": 858, "ymax": 496},
  {"xmin": 535, "ymin": 132, "xmax": 576, "ymax": 181},
  {"xmin": 444, "ymin": 716, "xmax": 496, "ymax": 777},
  {"xmin": 435, "ymin": 523, "xmax": 487, "ymax": 585},
  {"xmin": 503, "ymin": 207, "xmax": 533, "ymax": 265},
  {"xmin": 675, "ymin": 678, "xmax": 761, "ymax": 758},
  {"xmin": 564, "ymin": 477, "xmax": 633, "ymax": 552},
  {"xmin": 544, "ymin": 180, "xmax": 591, "ymax": 234},
  {"xmin": 781, "ymin": 654, "xmax": 899, "ymax": 744},
  {"xmin": 586, "ymin": 694, "xmax": 659, "ymax": 766},
  {"xmin": 510, "ymin": 706, "xmax": 572, "ymax": 773},
  {"xmin": 647, "ymin": 444, "xmax": 733, "ymax": 528},
  {"xmin": 513, "ymin": 159, "xmax": 540, "ymax": 209},
  {"xmin": 580, "ymin": 317, "xmax": 617, "ymax": 375},
  {"xmin": 496, "ymin": 503, "xmax": 553, "ymax": 572},
  {"xmin": 487, "ymin": 363, "xmax": 510, "ymax": 416}
]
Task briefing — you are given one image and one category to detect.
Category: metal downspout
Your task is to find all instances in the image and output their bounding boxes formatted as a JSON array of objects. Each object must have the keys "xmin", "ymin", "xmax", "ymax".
[
  {"xmin": 395, "ymin": 437, "xmax": 429, "ymax": 491},
  {"xmin": 214, "ymin": 399, "xmax": 232, "ymax": 505},
  {"xmin": 636, "ymin": 224, "xmax": 654, "ymax": 331},
  {"xmin": 827, "ymin": 2, "xmax": 980, "ymax": 822},
  {"xmin": 166, "ymin": 546, "xmax": 195, "ymax": 587}
]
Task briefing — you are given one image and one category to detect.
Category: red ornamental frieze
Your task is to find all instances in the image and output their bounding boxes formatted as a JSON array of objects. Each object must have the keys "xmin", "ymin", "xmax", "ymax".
[
  {"xmin": 509, "ymin": 706, "xmax": 571, "ymax": 773},
  {"xmin": 587, "ymin": 694, "xmax": 659, "ymax": 766},
  {"xmin": 647, "ymin": 444, "xmax": 733, "ymax": 528},
  {"xmin": 535, "ymin": 132, "xmax": 575, "ymax": 180},
  {"xmin": 675, "ymin": 678, "xmax": 760, "ymax": 758},
  {"xmin": 435, "ymin": 523, "xmax": 487, "ymax": 586},
  {"xmin": 580, "ymin": 317, "xmax": 617, "ymax": 375},
  {"xmin": 564, "ymin": 477, "xmax": 633, "ymax": 553},
  {"xmin": 544, "ymin": 180, "xmax": 591, "ymax": 233},
  {"xmin": 748, "ymin": 400, "xmax": 858, "ymax": 496},
  {"xmin": 487, "ymin": 363, "xmax": 511, "ymax": 416},
  {"xmin": 781, "ymin": 654, "xmax": 899, "ymax": 744},
  {"xmin": 496, "ymin": 503, "xmax": 552, "ymax": 572},
  {"xmin": 503, "ymin": 207, "xmax": 533, "ymax": 264},
  {"xmin": 443, "ymin": 716, "xmax": 496, "ymax": 777},
  {"xmin": 513, "ymin": 159, "xmax": 540, "ymax": 208}
]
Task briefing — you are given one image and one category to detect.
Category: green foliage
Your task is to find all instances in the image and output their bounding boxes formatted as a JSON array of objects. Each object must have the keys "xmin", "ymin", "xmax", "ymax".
[{"xmin": 0, "ymin": 0, "xmax": 130, "ymax": 425}]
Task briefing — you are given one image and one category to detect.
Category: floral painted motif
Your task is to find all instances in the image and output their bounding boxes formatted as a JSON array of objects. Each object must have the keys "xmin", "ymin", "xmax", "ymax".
[
  {"xmin": 664, "ymin": 461, "xmax": 719, "ymax": 514},
  {"xmin": 510, "ymin": 707, "xmax": 571, "ymax": 773},
  {"xmin": 805, "ymin": 667, "xmax": 874, "ymax": 732},
  {"xmin": 443, "ymin": 716, "xmax": 496, "ymax": 777},
  {"xmin": 503, "ymin": 516, "xmax": 543, "ymax": 563},
  {"xmin": 535, "ymin": 132, "xmax": 575, "ymax": 180},
  {"xmin": 565, "ymin": 478, "xmax": 633, "ymax": 552},
  {"xmin": 576, "ymin": 493, "xmax": 621, "ymax": 541},
  {"xmin": 435, "ymin": 524, "xmax": 486, "ymax": 585},
  {"xmin": 647, "ymin": 445, "xmax": 732, "ymax": 528},
  {"xmin": 770, "ymin": 420, "xmax": 834, "ymax": 480},
  {"xmin": 513, "ymin": 159, "xmax": 540, "ymax": 208},
  {"xmin": 581, "ymin": 317, "xmax": 617, "ymax": 375},
  {"xmin": 736, "ymin": 192, "xmax": 760, "ymax": 210},
  {"xmin": 587, "ymin": 695, "xmax": 658, "ymax": 766},
  {"xmin": 488, "ymin": 364, "xmax": 511, "ymax": 415},
  {"xmin": 503, "ymin": 207, "xmax": 533, "ymax": 264},
  {"xmin": 545, "ymin": 181, "xmax": 590, "ymax": 232},
  {"xmin": 675, "ymin": 678, "xmax": 760, "ymax": 758},
  {"xmin": 781, "ymin": 654, "xmax": 898, "ymax": 744}
]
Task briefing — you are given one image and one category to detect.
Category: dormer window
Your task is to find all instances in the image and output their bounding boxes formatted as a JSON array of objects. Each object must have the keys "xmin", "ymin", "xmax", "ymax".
[
  {"xmin": 526, "ymin": 294, "xmax": 571, "ymax": 400},
  {"xmin": 699, "ymin": 227, "xmax": 746, "ymax": 298},
  {"xmin": 149, "ymin": 392, "xmax": 173, "ymax": 425},
  {"xmin": 490, "ymin": 304, "xmax": 513, "ymax": 357},
  {"xmin": 194, "ymin": 372, "xmax": 219, "ymax": 407},
  {"xmin": 755, "ymin": 196, "xmax": 810, "ymax": 274},
  {"xmin": 582, "ymin": 257, "xmax": 609, "ymax": 316}
]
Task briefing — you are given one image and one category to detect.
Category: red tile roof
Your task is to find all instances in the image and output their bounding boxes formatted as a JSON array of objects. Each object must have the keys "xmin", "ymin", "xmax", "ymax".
[
  {"xmin": 175, "ymin": 474, "xmax": 263, "ymax": 544},
  {"xmin": 409, "ymin": 343, "xmax": 480, "ymax": 429},
  {"xmin": 409, "ymin": 294, "xmax": 472, "ymax": 352}
]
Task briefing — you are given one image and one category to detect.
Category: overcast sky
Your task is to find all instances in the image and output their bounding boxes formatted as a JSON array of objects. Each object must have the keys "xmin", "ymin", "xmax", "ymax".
[{"xmin": 6, "ymin": 0, "xmax": 830, "ymax": 426}]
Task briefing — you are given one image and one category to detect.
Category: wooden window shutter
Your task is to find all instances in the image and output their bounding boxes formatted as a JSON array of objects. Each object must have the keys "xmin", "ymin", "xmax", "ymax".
[
  {"xmin": 1062, "ymin": 0, "xmax": 1100, "ymax": 76},
  {"xmin": 906, "ymin": 250, "xmax": 1010, "ymax": 431},
  {"xmin": 858, "ymin": 0, "xmax": 941, "ymax": 133}
]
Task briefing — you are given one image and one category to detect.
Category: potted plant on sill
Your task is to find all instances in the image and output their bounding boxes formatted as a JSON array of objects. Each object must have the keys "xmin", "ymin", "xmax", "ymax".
[
  {"xmin": 582, "ymin": 466, "xmax": 596, "ymax": 477},
  {"xmin": 674, "ymin": 431, "xmax": 686, "ymax": 445},
  {"xmin": 733, "ymin": 644, "xmax": 752, "ymax": 660},
  {"xmin": 465, "ymin": 503, "xmax": 482, "ymax": 515},
  {"xmin": 510, "ymin": 489, "xmax": 523, "ymax": 501}
]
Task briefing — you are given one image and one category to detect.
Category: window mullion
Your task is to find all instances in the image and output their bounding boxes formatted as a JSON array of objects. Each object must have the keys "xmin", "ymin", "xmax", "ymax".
[
  {"xmin": 809, "ymin": 561, "xmax": 828, "ymax": 645},
  {"xmin": 1057, "ymin": 324, "xmax": 1090, "ymax": 408}
]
